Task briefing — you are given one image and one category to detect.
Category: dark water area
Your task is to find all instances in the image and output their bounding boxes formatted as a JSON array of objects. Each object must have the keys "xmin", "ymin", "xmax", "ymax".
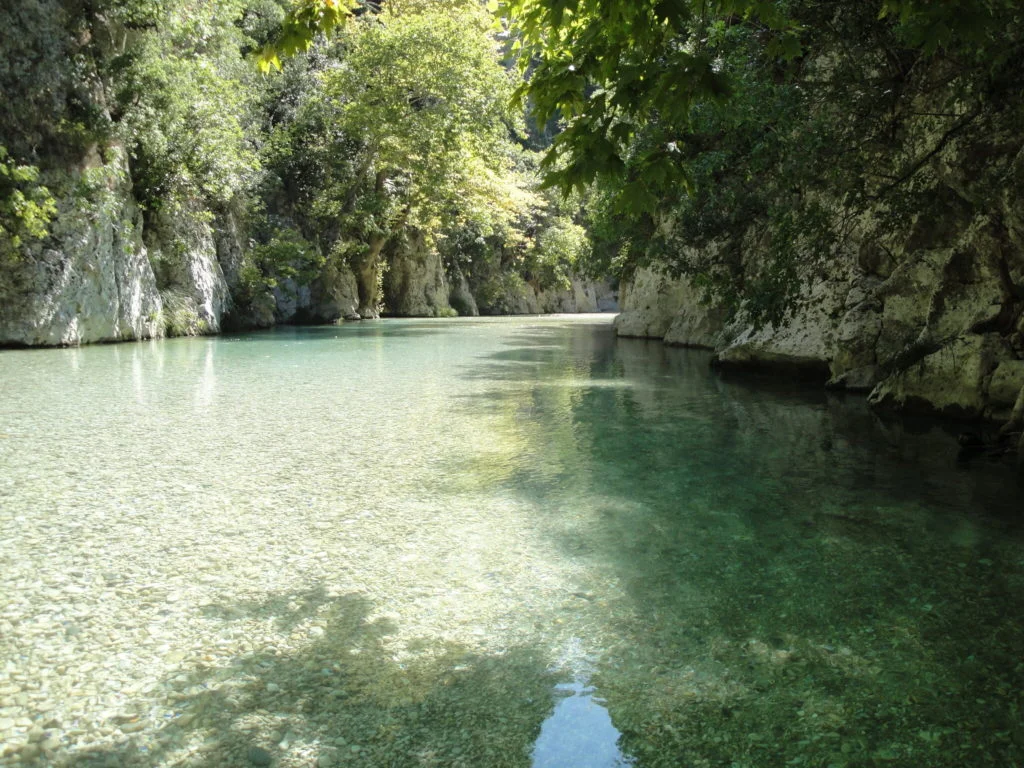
[{"xmin": 0, "ymin": 316, "xmax": 1021, "ymax": 767}]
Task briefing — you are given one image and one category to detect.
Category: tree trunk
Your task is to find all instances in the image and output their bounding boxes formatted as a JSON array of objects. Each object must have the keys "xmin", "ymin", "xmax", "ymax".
[
  {"xmin": 356, "ymin": 233, "xmax": 387, "ymax": 318},
  {"xmin": 353, "ymin": 170, "xmax": 392, "ymax": 318}
]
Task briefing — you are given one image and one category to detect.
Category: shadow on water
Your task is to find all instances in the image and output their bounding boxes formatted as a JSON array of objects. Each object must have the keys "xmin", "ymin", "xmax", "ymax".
[
  {"xmin": 445, "ymin": 325, "xmax": 1024, "ymax": 767},
  {"xmin": 64, "ymin": 589, "xmax": 559, "ymax": 768}
]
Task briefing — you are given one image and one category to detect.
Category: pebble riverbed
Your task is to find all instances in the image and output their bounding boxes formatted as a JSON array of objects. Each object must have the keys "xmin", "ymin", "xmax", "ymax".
[
  {"xmin": 2, "ymin": 318, "xmax": 1023, "ymax": 768},
  {"xmin": 0, "ymin": 483, "xmax": 612, "ymax": 767},
  {"xmin": 0, "ymin": 320, "xmax": 626, "ymax": 767}
]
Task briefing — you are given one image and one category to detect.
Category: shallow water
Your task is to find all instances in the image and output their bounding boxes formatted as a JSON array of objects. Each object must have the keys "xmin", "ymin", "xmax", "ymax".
[{"xmin": 0, "ymin": 315, "xmax": 1022, "ymax": 768}]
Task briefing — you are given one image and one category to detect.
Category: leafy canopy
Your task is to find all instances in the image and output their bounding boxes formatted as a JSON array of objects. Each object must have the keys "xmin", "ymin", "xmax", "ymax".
[
  {"xmin": 305, "ymin": 0, "xmax": 527, "ymax": 239},
  {"xmin": 500, "ymin": 0, "xmax": 1019, "ymax": 206},
  {"xmin": 258, "ymin": 0, "xmax": 358, "ymax": 73},
  {"xmin": 112, "ymin": 0, "xmax": 264, "ymax": 215},
  {"xmin": 498, "ymin": 0, "xmax": 797, "ymax": 207}
]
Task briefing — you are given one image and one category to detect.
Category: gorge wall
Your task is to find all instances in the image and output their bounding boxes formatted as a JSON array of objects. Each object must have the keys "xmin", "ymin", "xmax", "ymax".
[
  {"xmin": 613, "ymin": 28, "xmax": 1024, "ymax": 454},
  {"xmin": 617, "ymin": 229, "xmax": 1024, "ymax": 450},
  {"xmin": 0, "ymin": 157, "xmax": 609, "ymax": 348},
  {"xmin": 0, "ymin": 0, "xmax": 613, "ymax": 350},
  {"xmin": 0, "ymin": 150, "xmax": 243, "ymax": 347}
]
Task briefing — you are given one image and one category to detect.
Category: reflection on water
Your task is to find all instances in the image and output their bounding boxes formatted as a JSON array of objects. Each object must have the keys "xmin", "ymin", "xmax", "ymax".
[
  {"xmin": 533, "ymin": 637, "xmax": 634, "ymax": 767},
  {"xmin": 533, "ymin": 681, "xmax": 635, "ymax": 768},
  {"xmin": 0, "ymin": 316, "xmax": 1022, "ymax": 768}
]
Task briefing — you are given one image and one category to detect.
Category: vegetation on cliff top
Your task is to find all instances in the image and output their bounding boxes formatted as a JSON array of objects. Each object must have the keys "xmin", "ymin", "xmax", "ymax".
[
  {"xmin": 500, "ymin": 0, "xmax": 1023, "ymax": 325},
  {"xmin": 0, "ymin": 0, "xmax": 592, "ymax": 319},
  {"xmin": 0, "ymin": 0, "xmax": 1021, "ymax": 326}
]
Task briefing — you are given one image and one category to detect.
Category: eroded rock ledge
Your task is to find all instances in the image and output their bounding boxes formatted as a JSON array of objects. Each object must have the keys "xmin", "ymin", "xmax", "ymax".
[{"xmin": 616, "ymin": 252, "xmax": 1024, "ymax": 457}]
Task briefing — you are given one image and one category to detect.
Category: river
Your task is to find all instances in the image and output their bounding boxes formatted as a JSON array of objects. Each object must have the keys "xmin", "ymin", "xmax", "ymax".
[{"xmin": 0, "ymin": 315, "xmax": 1021, "ymax": 767}]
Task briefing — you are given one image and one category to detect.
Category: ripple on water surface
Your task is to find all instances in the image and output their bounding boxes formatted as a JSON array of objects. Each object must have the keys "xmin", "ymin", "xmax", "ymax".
[{"xmin": 0, "ymin": 315, "xmax": 1022, "ymax": 767}]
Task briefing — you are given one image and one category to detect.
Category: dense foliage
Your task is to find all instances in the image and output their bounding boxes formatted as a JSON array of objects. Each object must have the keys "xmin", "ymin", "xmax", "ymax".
[
  {"xmin": 0, "ymin": 147, "xmax": 56, "ymax": 265},
  {"xmin": 255, "ymin": 0, "xmax": 594, "ymax": 317},
  {"xmin": 501, "ymin": 0, "xmax": 1024, "ymax": 325},
  {"xmin": 110, "ymin": 0, "xmax": 262, "ymax": 215},
  {"xmin": 4, "ymin": 0, "xmax": 1020, "ymax": 329},
  {"xmin": 0, "ymin": 0, "xmax": 593, "ymax": 321}
]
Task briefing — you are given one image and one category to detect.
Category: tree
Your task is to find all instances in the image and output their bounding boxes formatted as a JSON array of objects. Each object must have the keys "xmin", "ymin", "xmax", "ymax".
[
  {"xmin": 288, "ymin": 0, "xmax": 528, "ymax": 316},
  {"xmin": 108, "ymin": 0, "xmax": 264, "ymax": 216}
]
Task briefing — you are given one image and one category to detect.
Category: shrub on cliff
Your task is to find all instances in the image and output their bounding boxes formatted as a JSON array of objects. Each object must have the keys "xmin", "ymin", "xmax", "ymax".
[{"xmin": 0, "ymin": 148, "xmax": 56, "ymax": 264}]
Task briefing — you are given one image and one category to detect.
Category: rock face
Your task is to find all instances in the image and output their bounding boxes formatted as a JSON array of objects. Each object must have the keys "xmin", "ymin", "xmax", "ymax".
[
  {"xmin": 0, "ymin": 153, "xmax": 364, "ymax": 342},
  {"xmin": 274, "ymin": 263, "xmax": 360, "ymax": 325},
  {"xmin": 383, "ymin": 234, "xmax": 454, "ymax": 317},
  {"xmin": 383, "ymin": 233, "xmax": 613, "ymax": 318},
  {"xmin": 148, "ymin": 207, "xmax": 231, "ymax": 337},
  {"xmin": 216, "ymin": 208, "xmax": 275, "ymax": 330},
  {"xmin": 506, "ymin": 278, "xmax": 604, "ymax": 315},
  {"xmin": 617, "ymin": 223, "xmax": 1024, "ymax": 427},
  {"xmin": 714, "ymin": 272, "xmax": 852, "ymax": 382},
  {"xmin": 868, "ymin": 334, "xmax": 1016, "ymax": 418},
  {"xmin": 0, "ymin": 150, "xmax": 164, "ymax": 346},
  {"xmin": 613, "ymin": 49, "xmax": 1024, "ymax": 447},
  {"xmin": 615, "ymin": 268, "xmax": 726, "ymax": 347},
  {"xmin": 0, "ymin": 151, "xmax": 240, "ymax": 346},
  {"xmin": 448, "ymin": 267, "xmax": 479, "ymax": 317},
  {"xmin": 613, "ymin": 71, "xmax": 1024, "ymax": 436}
]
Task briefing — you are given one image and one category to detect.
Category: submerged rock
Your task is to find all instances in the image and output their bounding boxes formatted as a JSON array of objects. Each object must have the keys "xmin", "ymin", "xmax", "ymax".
[{"xmin": 247, "ymin": 745, "xmax": 273, "ymax": 766}]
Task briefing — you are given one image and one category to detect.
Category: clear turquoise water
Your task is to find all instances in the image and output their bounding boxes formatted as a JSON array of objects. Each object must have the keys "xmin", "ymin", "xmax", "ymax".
[{"xmin": 0, "ymin": 316, "xmax": 1022, "ymax": 768}]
